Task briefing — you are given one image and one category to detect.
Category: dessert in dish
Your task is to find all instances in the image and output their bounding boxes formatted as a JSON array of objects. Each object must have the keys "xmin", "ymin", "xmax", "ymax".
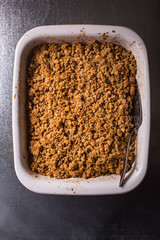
[{"xmin": 26, "ymin": 41, "xmax": 136, "ymax": 179}]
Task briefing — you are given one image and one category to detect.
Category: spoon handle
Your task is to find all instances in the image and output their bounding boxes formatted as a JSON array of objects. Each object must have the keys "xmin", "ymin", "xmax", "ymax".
[{"xmin": 119, "ymin": 127, "xmax": 138, "ymax": 187}]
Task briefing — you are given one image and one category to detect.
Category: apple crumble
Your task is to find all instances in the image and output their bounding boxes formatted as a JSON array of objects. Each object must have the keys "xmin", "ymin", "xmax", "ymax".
[{"xmin": 26, "ymin": 41, "xmax": 136, "ymax": 179}]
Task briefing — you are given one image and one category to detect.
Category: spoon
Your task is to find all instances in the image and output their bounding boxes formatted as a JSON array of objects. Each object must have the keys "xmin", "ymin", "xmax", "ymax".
[{"xmin": 119, "ymin": 83, "xmax": 142, "ymax": 187}]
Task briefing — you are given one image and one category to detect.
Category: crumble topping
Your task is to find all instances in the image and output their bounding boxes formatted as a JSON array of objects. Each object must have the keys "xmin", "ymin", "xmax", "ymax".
[{"xmin": 27, "ymin": 41, "xmax": 136, "ymax": 179}]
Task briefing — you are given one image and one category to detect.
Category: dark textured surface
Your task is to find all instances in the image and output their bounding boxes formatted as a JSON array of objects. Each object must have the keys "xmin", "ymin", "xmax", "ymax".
[{"xmin": 0, "ymin": 0, "xmax": 160, "ymax": 239}]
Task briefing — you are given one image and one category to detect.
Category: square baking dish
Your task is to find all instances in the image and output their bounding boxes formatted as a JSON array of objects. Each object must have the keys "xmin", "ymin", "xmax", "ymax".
[{"xmin": 12, "ymin": 25, "xmax": 150, "ymax": 195}]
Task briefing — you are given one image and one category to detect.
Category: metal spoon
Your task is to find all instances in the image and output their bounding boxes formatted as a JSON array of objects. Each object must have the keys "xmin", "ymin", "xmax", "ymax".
[{"xmin": 119, "ymin": 83, "xmax": 142, "ymax": 187}]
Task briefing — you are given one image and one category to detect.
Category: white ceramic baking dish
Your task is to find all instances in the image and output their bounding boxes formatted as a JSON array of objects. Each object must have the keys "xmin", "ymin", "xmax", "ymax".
[{"xmin": 12, "ymin": 25, "xmax": 150, "ymax": 195}]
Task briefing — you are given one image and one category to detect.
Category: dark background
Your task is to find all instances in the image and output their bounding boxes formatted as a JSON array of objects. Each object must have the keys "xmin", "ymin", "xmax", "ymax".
[{"xmin": 0, "ymin": 0, "xmax": 160, "ymax": 239}]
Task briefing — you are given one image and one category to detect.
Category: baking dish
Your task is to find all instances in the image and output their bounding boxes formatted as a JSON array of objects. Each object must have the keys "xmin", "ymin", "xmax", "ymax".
[{"xmin": 12, "ymin": 25, "xmax": 150, "ymax": 195}]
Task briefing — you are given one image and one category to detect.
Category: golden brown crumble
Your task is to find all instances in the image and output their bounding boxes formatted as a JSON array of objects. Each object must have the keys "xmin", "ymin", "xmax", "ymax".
[{"xmin": 26, "ymin": 41, "xmax": 136, "ymax": 179}]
